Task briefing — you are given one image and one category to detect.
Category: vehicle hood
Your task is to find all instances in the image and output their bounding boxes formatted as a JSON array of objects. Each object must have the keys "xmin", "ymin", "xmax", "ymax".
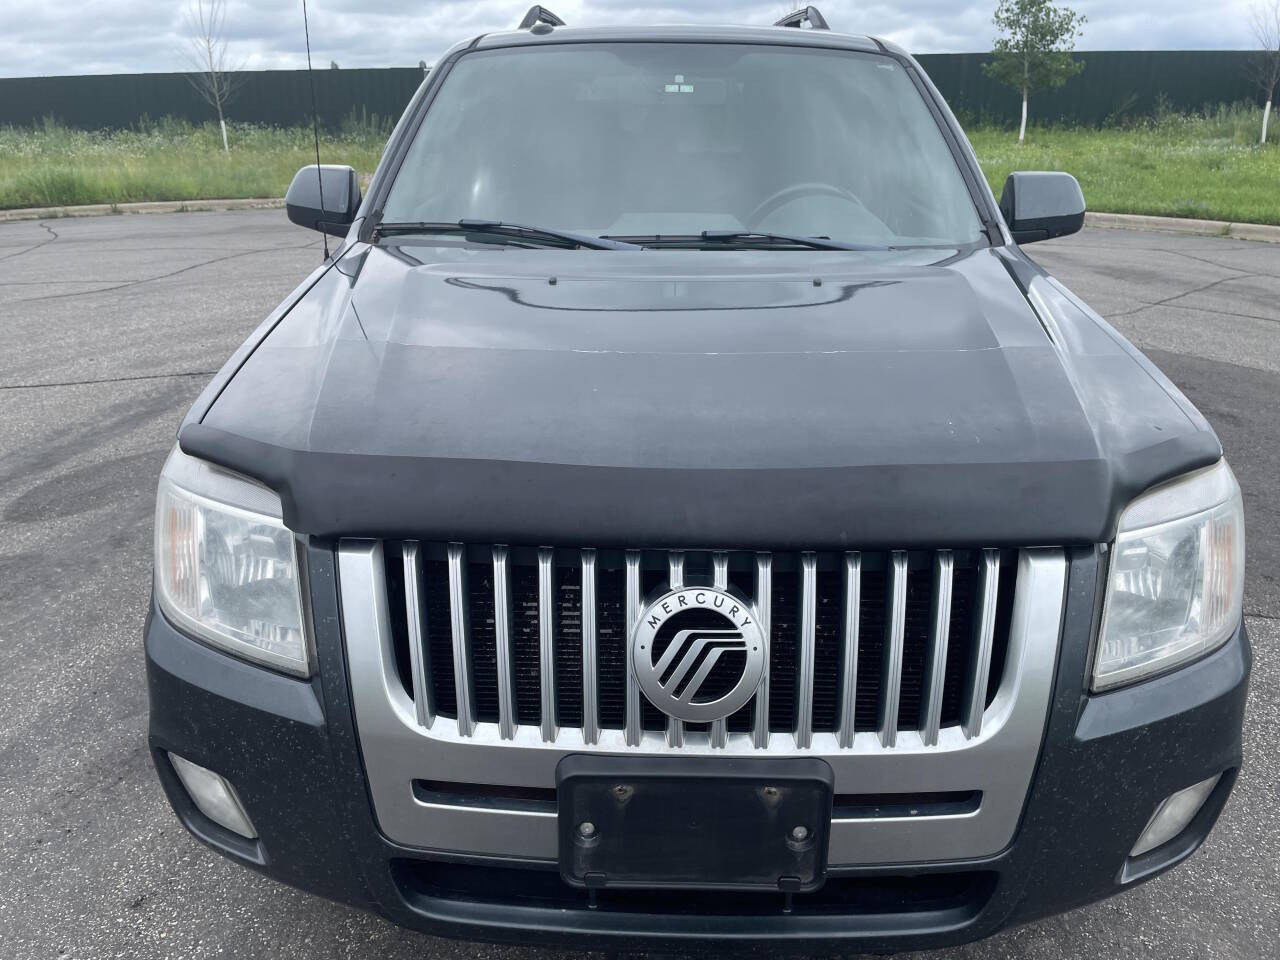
[{"xmin": 185, "ymin": 242, "xmax": 1220, "ymax": 546}]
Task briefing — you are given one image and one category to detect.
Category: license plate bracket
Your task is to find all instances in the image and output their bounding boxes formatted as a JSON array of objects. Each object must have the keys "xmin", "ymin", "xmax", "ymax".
[{"xmin": 556, "ymin": 755, "xmax": 833, "ymax": 893}]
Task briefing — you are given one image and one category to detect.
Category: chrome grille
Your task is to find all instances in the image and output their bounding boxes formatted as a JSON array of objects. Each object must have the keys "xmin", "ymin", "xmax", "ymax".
[
  {"xmin": 341, "ymin": 543, "xmax": 1066, "ymax": 862},
  {"xmin": 380, "ymin": 544, "xmax": 1015, "ymax": 751}
]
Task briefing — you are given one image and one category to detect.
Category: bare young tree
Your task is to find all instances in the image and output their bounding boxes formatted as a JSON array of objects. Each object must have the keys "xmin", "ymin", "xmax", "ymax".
[
  {"xmin": 1251, "ymin": 0, "xmax": 1280, "ymax": 144},
  {"xmin": 183, "ymin": 0, "xmax": 243, "ymax": 152}
]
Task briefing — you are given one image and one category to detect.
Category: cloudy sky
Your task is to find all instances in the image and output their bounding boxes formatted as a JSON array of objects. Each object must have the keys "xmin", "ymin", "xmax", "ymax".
[{"xmin": 0, "ymin": 0, "xmax": 1268, "ymax": 78}]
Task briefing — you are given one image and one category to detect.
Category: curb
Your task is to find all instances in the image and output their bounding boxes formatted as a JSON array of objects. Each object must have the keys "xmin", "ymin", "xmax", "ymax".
[
  {"xmin": 2, "ymin": 198, "xmax": 1279, "ymax": 244},
  {"xmin": 0, "ymin": 197, "xmax": 285, "ymax": 223},
  {"xmin": 1085, "ymin": 211, "xmax": 1280, "ymax": 243}
]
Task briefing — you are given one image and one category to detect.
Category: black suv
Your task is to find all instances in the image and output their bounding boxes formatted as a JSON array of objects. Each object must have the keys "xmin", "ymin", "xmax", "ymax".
[{"xmin": 145, "ymin": 7, "xmax": 1249, "ymax": 953}]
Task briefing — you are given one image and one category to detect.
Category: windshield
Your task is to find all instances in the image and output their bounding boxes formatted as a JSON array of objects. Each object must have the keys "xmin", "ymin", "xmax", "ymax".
[{"xmin": 381, "ymin": 43, "xmax": 985, "ymax": 248}]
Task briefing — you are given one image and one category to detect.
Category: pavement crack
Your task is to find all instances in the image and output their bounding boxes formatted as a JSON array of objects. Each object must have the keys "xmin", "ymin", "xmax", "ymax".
[
  {"xmin": 1074, "ymin": 243, "xmax": 1272, "ymax": 277},
  {"xmin": 1107, "ymin": 298, "xmax": 1280, "ymax": 326},
  {"xmin": 0, "ymin": 220, "xmax": 59, "ymax": 263},
  {"xmin": 1101, "ymin": 268, "xmax": 1271, "ymax": 322},
  {"xmin": 1167, "ymin": 249, "xmax": 1274, "ymax": 275},
  {"xmin": 1150, "ymin": 272, "xmax": 1266, "ymax": 308},
  {"xmin": 0, "ymin": 370, "xmax": 217, "ymax": 390},
  {"xmin": 0, "ymin": 279, "xmax": 141, "ymax": 286},
  {"xmin": 15, "ymin": 241, "xmax": 317, "ymax": 303}
]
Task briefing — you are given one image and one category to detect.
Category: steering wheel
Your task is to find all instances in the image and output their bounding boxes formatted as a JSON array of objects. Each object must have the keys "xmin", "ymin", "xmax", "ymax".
[{"xmin": 745, "ymin": 182, "xmax": 870, "ymax": 230}]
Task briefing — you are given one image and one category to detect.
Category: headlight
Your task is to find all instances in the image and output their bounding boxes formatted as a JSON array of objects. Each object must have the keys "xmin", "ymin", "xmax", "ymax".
[
  {"xmin": 154, "ymin": 446, "xmax": 311, "ymax": 676},
  {"xmin": 1094, "ymin": 460, "xmax": 1244, "ymax": 691}
]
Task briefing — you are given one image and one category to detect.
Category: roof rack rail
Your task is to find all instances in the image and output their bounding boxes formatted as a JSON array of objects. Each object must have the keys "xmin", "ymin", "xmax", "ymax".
[
  {"xmin": 774, "ymin": 6, "xmax": 830, "ymax": 30},
  {"xmin": 518, "ymin": 5, "xmax": 565, "ymax": 30}
]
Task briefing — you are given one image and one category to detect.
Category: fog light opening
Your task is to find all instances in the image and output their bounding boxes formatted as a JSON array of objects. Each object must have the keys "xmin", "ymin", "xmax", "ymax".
[
  {"xmin": 168, "ymin": 753, "xmax": 258, "ymax": 840},
  {"xmin": 1129, "ymin": 774, "xmax": 1221, "ymax": 859}
]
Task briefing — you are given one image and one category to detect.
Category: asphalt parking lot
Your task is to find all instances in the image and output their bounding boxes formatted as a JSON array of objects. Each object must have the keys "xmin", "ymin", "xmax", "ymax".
[{"xmin": 0, "ymin": 210, "xmax": 1276, "ymax": 960}]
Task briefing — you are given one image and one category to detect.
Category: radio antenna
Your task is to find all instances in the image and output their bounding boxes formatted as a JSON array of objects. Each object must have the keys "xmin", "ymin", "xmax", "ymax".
[{"xmin": 302, "ymin": 0, "xmax": 330, "ymax": 260}]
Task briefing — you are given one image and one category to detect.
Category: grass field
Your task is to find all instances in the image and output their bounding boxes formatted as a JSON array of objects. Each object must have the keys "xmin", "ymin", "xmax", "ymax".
[
  {"xmin": 1, "ymin": 107, "xmax": 1277, "ymax": 224},
  {"xmin": 0, "ymin": 119, "xmax": 387, "ymax": 211},
  {"xmin": 970, "ymin": 103, "xmax": 1280, "ymax": 225}
]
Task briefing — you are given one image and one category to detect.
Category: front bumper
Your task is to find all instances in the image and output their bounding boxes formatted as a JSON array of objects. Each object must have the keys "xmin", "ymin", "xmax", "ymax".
[{"xmin": 145, "ymin": 545, "xmax": 1250, "ymax": 953}]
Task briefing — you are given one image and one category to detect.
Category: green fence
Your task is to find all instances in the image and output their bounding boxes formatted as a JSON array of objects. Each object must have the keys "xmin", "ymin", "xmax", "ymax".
[
  {"xmin": 0, "ymin": 51, "xmax": 1264, "ymax": 131},
  {"xmin": 0, "ymin": 67, "xmax": 427, "ymax": 131},
  {"xmin": 918, "ymin": 51, "xmax": 1261, "ymax": 126}
]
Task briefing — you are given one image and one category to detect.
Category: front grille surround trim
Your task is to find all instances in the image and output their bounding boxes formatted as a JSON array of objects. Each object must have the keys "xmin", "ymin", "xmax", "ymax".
[{"xmin": 339, "ymin": 545, "xmax": 1067, "ymax": 865}]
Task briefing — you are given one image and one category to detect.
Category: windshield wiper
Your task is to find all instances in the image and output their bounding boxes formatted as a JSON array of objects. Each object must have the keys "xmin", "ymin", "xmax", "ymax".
[
  {"xmin": 373, "ymin": 220, "xmax": 644, "ymax": 251},
  {"xmin": 601, "ymin": 230, "xmax": 887, "ymax": 250},
  {"xmin": 698, "ymin": 230, "xmax": 888, "ymax": 251}
]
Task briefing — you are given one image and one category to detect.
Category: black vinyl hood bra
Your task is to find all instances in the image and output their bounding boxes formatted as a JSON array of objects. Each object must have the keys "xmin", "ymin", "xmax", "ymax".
[{"xmin": 180, "ymin": 243, "xmax": 1220, "ymax": 547}]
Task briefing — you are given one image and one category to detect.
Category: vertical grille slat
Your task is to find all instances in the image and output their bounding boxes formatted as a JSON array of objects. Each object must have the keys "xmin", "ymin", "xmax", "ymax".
[
  {"xmin": 379, "ymin": 543, "xmax": 1017, "ymax": 750},
  {"xmin": 709, "ymin": 552, "xmax": 730, "ymax": 749},
  {"xmin": 491, "ymin": 546, "xmax": 516, "ymax": 740},
  {"xmin": 712, "ymin": 553, "xmax": 729, "ymax": 588},
  {"xmin": 581, "ymin": 549, "xmax": 600, "ymax": 745},
  {"xmin": 537, "ymin": 547, "xmax": 557, "ymax": 742},
  {"xmin": 665, "ymin": 551, "xmax": 685, "ymax": 748},
  {"xmin": 922, "ymin": 551, "xmax": 954, "ymax": 746},
  {"xmin": 794, "ymin": 553, "xmax": 818, "ymax": 749},
  {"xmin": 836, "ymin": 552, "xmax": 861, "ymax": 749},
  {"xmin": 752, "ymin": 553, "xmax": 773, "ymax": 749},
  {"xmin": 401, "ymin": 543, "xmax": 434, "ymax": 729},
  {"xmin": 964, "ymin": 549, "xmax": 1001, "ymax": 739},
  {"xmin": 879, "ymin": 551, "xmax": 908, "ymax": 748},
  {"xmin": 668, "ymin": 551, "xmax": 685, "ymax": 588},
  {"xmin": 624, "ymin": 551, "xmax": 643, "ymax": 746},
  {"xmin": 446, "ymin": 542, "xmax": 475, "ymax": 737}
]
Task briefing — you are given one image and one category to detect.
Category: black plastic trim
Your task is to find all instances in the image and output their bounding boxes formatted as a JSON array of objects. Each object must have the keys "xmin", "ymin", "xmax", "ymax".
[
  {"xmin": 413, "ymin": 780, "xmax": 558, "ymax": 813},
  {"xmin": 1118, "ymin": 767, "xmax": 1238, "ymax": 885},
  {"xmin": 179, "ymin": 422, "xmax": 1221, "ymax": 548},
  {"xmin": 775, "ymin": 7, "xmax": 830, "ymax": 30},
  {"xmin": 834, "ymin": 791, "xmax": 982, "ymax": 819},
  {"xmin": 519, "ymin": 5, "xmax": 566, "ymax": 29},
  {"xmin": 151, "ymin": 746, "xmax": 267, "ymax": 866},
  {"xmin": 143, "ymin": 542, "xmax": 1251, "ymax": 952}
]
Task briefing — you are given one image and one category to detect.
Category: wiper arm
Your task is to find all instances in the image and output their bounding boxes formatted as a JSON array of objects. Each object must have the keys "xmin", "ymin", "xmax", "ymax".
[
  {"xmin": 700, "ymin": 230, "xmax": 888, "ymax": 251},
  {"xmin": 373, "ymin": 220, "xmax": 644, "ymax": 251}
]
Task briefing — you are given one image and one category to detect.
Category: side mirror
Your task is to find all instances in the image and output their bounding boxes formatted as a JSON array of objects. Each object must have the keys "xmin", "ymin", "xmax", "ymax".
[
  {"xmin": 285, "ymin": 164, "xmax": 361, "ymax": 237},
  {"xmin": 999, "ymin": 172, "xmax": 1085, "ymax": 245}
]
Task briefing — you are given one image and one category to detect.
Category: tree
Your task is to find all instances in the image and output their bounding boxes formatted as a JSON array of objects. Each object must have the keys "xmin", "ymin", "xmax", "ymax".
[
  {"xmin": 983, "ymin": 0, "xmax": 1086, "ymax": 144},
  {"xmin": 183, "ymin": 0, "xmax": 243, "ymax": 152},
  {"xmin": 1251, "ymin": 0, "xmax": 1280, "ymax": 144}
]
